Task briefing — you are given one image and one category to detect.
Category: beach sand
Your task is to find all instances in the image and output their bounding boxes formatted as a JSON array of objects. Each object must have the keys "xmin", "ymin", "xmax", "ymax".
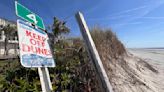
[{"xmin": 126, "ymin": 48, "xmax": 164, "ymax": 92}]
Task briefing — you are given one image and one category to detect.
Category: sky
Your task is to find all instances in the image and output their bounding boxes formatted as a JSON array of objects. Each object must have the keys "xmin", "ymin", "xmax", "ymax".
[{"xmin": 0, "ymin": 0, "xmax": 164, "ymax": 48}]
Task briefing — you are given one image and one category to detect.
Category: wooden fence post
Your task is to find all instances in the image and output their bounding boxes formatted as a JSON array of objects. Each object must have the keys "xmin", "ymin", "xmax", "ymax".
[{"xmin": 75, "ymin": 11, "xmax": 113, "ymax": 92}]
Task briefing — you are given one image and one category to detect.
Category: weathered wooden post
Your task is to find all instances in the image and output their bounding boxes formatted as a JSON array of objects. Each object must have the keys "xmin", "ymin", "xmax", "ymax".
[{"xmin": 75, "ymin": 12, "xmax": 113, "ymax": 92}]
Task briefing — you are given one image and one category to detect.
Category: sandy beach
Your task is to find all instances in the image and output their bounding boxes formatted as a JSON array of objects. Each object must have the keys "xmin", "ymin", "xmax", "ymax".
[
  {"xmin": 128, "ymin": 48, "xmax": 164, "ymax": 72},
  {"xmin": 127, "ymin": 48, "xmax": 164, "ymax": 92}
]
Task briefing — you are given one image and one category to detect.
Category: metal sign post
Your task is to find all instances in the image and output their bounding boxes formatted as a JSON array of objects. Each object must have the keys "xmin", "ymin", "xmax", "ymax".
[
  {"xmin": 17, "ymin": 19, "xmax": 54, "ymax": 92},
  {"xmin": 38, "ymin": 67, "xmax": 52, "ymax": 92},
  {"xmin": 15, "ymin": 1, "xmax": 55, "ymax": 92},
  {"xmin": 75, "ymin": 12, "xmax": 113, "ymax": 92}
]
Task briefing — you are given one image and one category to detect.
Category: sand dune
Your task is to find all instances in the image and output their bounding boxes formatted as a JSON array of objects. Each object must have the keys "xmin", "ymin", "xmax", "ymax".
[{"xmin": 91, "ymin": 29, "xmax": 164, "ymax": 92}]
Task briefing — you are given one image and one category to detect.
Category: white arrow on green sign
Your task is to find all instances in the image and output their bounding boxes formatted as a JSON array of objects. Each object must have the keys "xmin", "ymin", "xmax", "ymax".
[{"xmin": 15, "ymin": 1, "xmax": 45, "ymax": 30}]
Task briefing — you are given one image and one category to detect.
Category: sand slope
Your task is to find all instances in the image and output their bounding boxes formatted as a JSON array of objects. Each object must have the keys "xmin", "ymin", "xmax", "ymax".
[
  {"xmin": 101, "ymin": 52, "xmax": 164, "ymax": 92},
  {"xmin": 91, "ymin": 29, "xmax": 164, "ymax": 92}
]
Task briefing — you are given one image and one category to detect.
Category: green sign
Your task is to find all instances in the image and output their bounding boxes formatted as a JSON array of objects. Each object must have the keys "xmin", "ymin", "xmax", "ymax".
[{"xmin": 15, "ymin": 1, "xmax": 45, "ymax": 30}]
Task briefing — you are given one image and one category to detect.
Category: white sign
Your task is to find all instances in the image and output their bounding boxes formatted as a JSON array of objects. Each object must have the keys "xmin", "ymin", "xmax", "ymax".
[{"xmin": 17, "ymin": 20, "xmax": 55, "ymax": 67}]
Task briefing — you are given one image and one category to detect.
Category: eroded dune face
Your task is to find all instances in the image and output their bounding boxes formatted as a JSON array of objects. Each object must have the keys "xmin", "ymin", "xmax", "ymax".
[{"xmin": 91, "ymin": 28, "xmax": 163, "ymax": 92}]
